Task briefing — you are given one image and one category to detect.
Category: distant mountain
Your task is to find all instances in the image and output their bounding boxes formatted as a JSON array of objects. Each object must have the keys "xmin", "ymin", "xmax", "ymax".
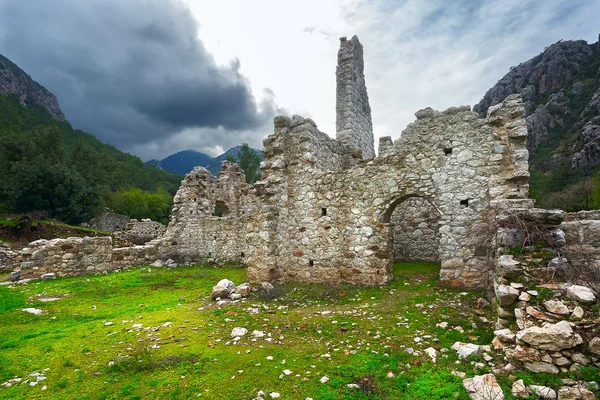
[
  {"xmin": 147, "ymin": 145, "xmax": 263, "ymax": 176},
  {"xmin": 474, "ymin": 35, "xmax": 600, "ymax": 207},
  {"xmin": 0, "ymin": 54, "xmax": 65, "ymax": 120},
  {"xmin": 148, "ymin": 149, "xmax": 213, "ymax": 175}
]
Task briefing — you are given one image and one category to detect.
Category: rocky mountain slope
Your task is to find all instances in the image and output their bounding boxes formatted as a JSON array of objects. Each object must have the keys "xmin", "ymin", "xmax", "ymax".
[
  {"xmin": 474, "ymin": 35, "xmax": 600, "ymax": 204},
  {"xmin": 0, "ymin": 54, "xmax": 65, "ymax": 120},
  {"xmin": 147, "ymin": 145, "xmax": 262, "ymax": 176}
]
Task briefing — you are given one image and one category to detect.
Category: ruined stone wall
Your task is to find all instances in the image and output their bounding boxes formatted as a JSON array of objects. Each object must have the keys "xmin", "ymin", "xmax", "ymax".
[
  {"xmin": 113, "ymin": 219, "xmax": 166, "ymax": 247},
  {"xmin": 157, "ymin": 161, "xmax": 256, "ymax": 262},
  {"xmin": 18, "ymin": 237, "xmax": 113, "ymax": 279},
  {"xmin": 247, "ymin": 95, "xmax": 530, "ymax": 289},
  {"xmin": 390, "ymin": 197, "xmax": 440, "ymax": 262},
  {"xmin": 336, "ymin": 36, "xmax": 375, "ymax": 160}
]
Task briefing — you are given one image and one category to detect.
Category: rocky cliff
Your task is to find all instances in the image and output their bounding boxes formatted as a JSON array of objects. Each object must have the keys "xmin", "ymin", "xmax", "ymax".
[
  {"xmin": 0, "ymin": 54, "xmax": 64, "ymax": 120},
  {"xmin": 474, "ymin": 35, "xmax": 600, "ymax": 199}
]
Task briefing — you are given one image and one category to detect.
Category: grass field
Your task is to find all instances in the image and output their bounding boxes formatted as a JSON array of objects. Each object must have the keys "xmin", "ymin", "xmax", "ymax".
[{"xmin": 0, "ymin": 262, "xmax": 513, "ymax": 399}]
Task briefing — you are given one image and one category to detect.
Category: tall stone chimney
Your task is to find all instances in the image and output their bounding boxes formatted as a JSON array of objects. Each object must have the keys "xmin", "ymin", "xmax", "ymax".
[{"xmin": 336, "ymin": 36, "xmax": 375, "ymax": 160}]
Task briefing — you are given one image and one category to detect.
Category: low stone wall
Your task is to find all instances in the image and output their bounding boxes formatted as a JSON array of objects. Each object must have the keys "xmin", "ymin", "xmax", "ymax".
[
  {"xmin": 113, "ymin": 243, "xmax": 160, "ymax": 270},
  {"xmin": 493, "ymin": 256, "xmax": 599, "ymax": 376},
  {"xmin": 18, "ymin": 237, "xmax": 113, "ymax": 279},
  {"xmin": 0, "ymin": 243, "xmax": 17, "ymax": 271}
]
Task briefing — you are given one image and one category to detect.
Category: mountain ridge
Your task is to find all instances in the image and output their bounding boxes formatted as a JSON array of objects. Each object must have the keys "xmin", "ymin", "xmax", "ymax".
[
  {"xmin": 0, "ymin": 53, "xmax": 65, "ymax": 120},
  {"xmin": 147, "ymin": 146, "xmax": 263, "ymax": 176}
]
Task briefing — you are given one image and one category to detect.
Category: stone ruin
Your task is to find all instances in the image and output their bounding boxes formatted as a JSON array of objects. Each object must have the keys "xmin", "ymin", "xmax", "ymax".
[
  {"xmin": 3, "ymin": 35, "xmax": 600, "ymax": 396},
  {"xmin": 4, "ymin": 35, "xmax": 593, "ymax": 292}
]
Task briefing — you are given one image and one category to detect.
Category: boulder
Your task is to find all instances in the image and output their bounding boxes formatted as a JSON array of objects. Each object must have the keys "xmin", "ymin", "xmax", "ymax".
[
  {"xmin": 566, "ymin": 285, "xmax": 596, "ymax": 304},
  {"xmin": 211, "ymin": 285, "xmax": 231, "ymax": 300},
  {"xmin": 217, "ymin": 279, "xmax": 236, "ymax": 291},
  {"xmin": 233, "ymin": 283, "xmax": 251, "ymax": 297},
  {"xmin": 463, "ymin": 374, "xmax": 504, "ymax": 400},
  {"xmin": 495, "ymin": 283, "xmax": 520, "ymax": 306},
  {"xmin": 260, "ymin": 282, "xmax": 275, "ymax": 295},
  {"xmin": 41, "ymin": 273, "xmax": 56, "ymax": 280},
  {"xmin": 516, "ymin": 321, "xmax": 583, "ymax": 351},
  {"xmin": 451, "ymin": 342, "xmax": 482, "ymax": 359},
  {"xmin": 150, "ymin": 259, "xmax": 164, "ymax": 268}
]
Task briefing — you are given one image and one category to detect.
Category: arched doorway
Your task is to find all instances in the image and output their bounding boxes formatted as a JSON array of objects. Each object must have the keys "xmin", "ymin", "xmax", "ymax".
[{"xmin": 382, "ymin": 196, "xmax": 441, "ymax": 263}]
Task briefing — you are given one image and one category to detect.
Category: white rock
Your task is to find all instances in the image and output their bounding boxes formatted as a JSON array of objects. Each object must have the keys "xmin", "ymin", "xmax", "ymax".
[
  {"xmin": 511, "ymin": 379, "xmax": 528, "ymax": 398},
  {"xmin": 463, "ymin": 374, "xmax": 504, "ymax": 400},
  {"xmin": 231, "ymin": 327, "xmax": 248, "ymax": 338},
  {"xmin": 21, "ymin": 308, "xmax": 44, "ymax": 315},
  {"xmin": 320, "ymin": 376, "xmax": 329, "ymax": 383},
  {"xmin": 451, "ymin": 342, "xmax": 481, "ymax": 359},
  {"xmin": 495, "ymin": 284, "xmax": 520, "ymax": 306},
  {"xmin": 494, "ymin": 329, "xmax": 516, "ymax": 343},
  {"xmin": 516, "ymin": 321, "xmax": 583, "ymax": 351},
  {"xmin": 543, "ymin": 300, "xmax": 570, "ymax": 315},
  {"xmin": 529, "ymin": 385, "xmax": 556, "ymax": 399},
  {"xmin": 104, "ymin": 321, "xmax": 113, "ymax": 326},
  {"xmin": 424, "ymin": 347, "xmax": 437, "ymax": 363},
  {"xmin": 252, "ymin": 330, "xmax": 265, "ymax": 338},
  {"xmin": 269, "ymin": 393, "xmax": 280, "ymax": 399},
  {"xmin": 436, "ymin": 322, "xmax": 449, "ymax": 329},
  {"xmin": 566, "ymin": 285, "xmax": 596, "ymax": 304},
  {"xmin": 217, "ymin": 279, "xmax": 236, "ymax": 290},
  {"xmin": 386, "ymin": 371, "xmax": 394, "ymax": 378},
  {"xmin": 570, "ymin": 306, "xmax": 584, "ymax": 320}
]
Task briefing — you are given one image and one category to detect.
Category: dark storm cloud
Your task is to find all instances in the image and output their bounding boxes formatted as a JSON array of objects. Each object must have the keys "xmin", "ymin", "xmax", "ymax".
[{"xmin": 0, "ymin": 0, "xmax": 277, "ymax": 154}]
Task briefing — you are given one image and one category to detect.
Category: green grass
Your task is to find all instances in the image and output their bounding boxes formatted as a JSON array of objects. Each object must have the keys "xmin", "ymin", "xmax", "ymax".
[{"xmin": 0, "ymin": 262, "xmax": 501, "ymax": 399}]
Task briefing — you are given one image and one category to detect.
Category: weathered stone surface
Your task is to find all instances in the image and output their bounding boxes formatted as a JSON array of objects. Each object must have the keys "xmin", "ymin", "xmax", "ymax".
[
  {"xmin": 497, "ymin": 255, "xmax": 523, "ymax": 278},
  {"xmin": 566, "ymin": 285, "xmax": 596, "ymax": 304},
  {"xmin": 452, "ymin": 342, "xmax": 482, "ymax": 359},
  {"xmin": 543, "ymin": 300, "xmax": 570, "ymax": 315},
  {"xmin": 336, "ymin": 36, "xmax": 374, "ymax": 160},
  {"xmin": 231, "ymin": 327, "xmax": 248, "ymax": 337},
  {"xmin": 494, "ymin": 329, "xmax": 516, "ymax": 343},
  {"xmin": 588, "ymin": 337, "xmax": 600, "ymax": 355},
  {"xmin": 529, "ymin": 385, "xmax": 557, "ymax": 399},
  {"xmin": 524, "ymin": 361, "xmax": 559, "ymax": 374},
  {"xmin": 557, "ymin": 386, "xmax": 595, "ymax": 400},
  {"xmin": 511, "ymin": 379, "xmax": 528, "ymax": 398},
  {"xmin": 41, "ymin": 273, "xmax": 56, "ymax": 280},
  {"xmin": 211, "ymin": 286, "xmax": 230, "ymax": 300},
  {"xmin": 9, "ymin": 270, "xmax": 20, "ymax": 282},
  {"xmin": 463, "ymin": 374, "xmax": 504, "ymax": 400},
  {"xmin": 516, "ymin": 321, "xmax": 583, "ymax": 351},
  {"xmin": 495, "ymin": 284, "xmax": 520, "ymax": 306}
]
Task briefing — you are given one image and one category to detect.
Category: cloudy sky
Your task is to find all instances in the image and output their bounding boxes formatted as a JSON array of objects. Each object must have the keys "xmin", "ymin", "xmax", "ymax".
[{"xmin": 0, "ymin": 0, "xmax": 598, "ymax": 161}]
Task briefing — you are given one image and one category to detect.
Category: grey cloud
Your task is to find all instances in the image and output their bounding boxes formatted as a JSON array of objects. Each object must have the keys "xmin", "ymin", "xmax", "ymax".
[{"xmin": 0, "ymin": 0, "xmax": 278, "ymax": 158}]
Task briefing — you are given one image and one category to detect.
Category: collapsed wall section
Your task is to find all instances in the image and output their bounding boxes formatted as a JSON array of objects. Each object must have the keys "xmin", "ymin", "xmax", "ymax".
[{"xmin": 157, "ymin": 161, "xmax": 256, "ymax": 262}]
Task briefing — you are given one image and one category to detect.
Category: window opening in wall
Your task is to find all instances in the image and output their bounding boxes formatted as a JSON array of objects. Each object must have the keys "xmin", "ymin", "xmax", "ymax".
[
  {"xmin": 240, "ymin": 252, "xmax": 245, "ymax": 258},
  {"xmin": 208, "ymin": 252, "xmax": 212, "ymax": 256},
  {"xmin": 213, "ymin": 200, "xmax": 229, "ymax": 217},
  {"xmin": 309, "ymin": 260, "xmax": 314, "ymax": 267},
  {"xmin": 444, "ymin": 147, "xmax": 453, "ymax": 155},
  {"xmin": 321, "ymin": 207, "xmax": 327, "ymax": 217},
  {"xmin": 460, "ymin": 199, "xmax": 469, "ymax": 208}
]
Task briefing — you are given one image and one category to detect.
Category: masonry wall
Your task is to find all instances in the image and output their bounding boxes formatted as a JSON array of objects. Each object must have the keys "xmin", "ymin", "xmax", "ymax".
[
  {"xmin": 390, "ymin": 197, "xmax": 440, "ymax": 262},
  {"xmin": 157, "ymin": 161, "xmax": 256, "ymax": 262},
  {"xmin": 247, "ymin": 95, "xmax": 530, "ymax": 289},
  {"xmin": 336, "ymin": 36, "xmax": 375, "ymax": 160},
  {"xmin": 18, "ymin": 237, "xmax": 113, "ymax": 279}
]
